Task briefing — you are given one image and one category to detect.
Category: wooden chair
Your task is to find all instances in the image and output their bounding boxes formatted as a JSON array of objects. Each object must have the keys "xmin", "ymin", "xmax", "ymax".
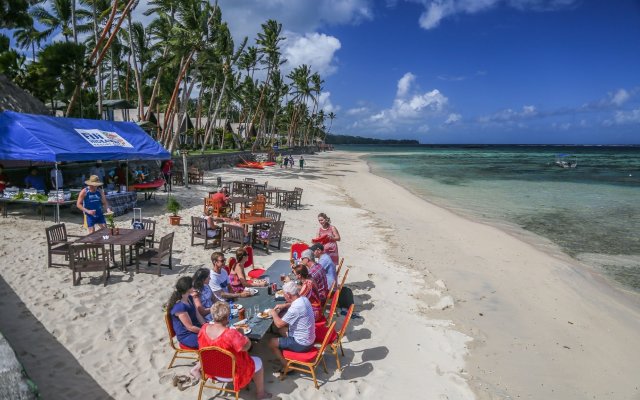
[
  {"xmin": 45, "ymin": 223, "xmax": 81, "ymax": 268},
  {"xmin": 198, "ymin": 346, "xmax": 240, "ymax": 400},
  {"xmin": 314, "ymin": 304, "xmax": 355, "ymax": 371},
  {"xmin": 129, "ymin": 218, "xmax": 156, "ymax": 262},
  {"xmin": 240, "ymin": 194, "xmax": 266, "ymax": 218},
  {"xmin": 281, "ymin": 321, "xmax": 337, "ymax": 389},
  {"xmin": 191, "ymin": 216, "xmax": 218, "ymax": 249},
  {"xmin": 188, "ymin": 167, "xmax": 204, "ymax": 185},
  {"xmin": 264, "ymin": 209, "xmax": 281, "ymax": 222},
  {"xmin": 135, "ymin": 232, "xmax": 174, "ymax": 276},
  {"xmin": 69, "ymin": 243, "xmax": 110, "ymax": 286},
  {"xmin": 164, "ymin": 311, "xmax": 198, "ymax": 368},
  {"xmin": 255, "ymin": 220, "xmax": 285, "ymax": 254},
  {"xmin": 172, "ymin": 171, "xmax": 184, "ymax": 186},
  {"xmin": 221, "ymin": 224, "xmax": 245, "ymax": 252},
  {"xmin": 243, "ymin": 177, "xmax": 255, "ymax": 183}
]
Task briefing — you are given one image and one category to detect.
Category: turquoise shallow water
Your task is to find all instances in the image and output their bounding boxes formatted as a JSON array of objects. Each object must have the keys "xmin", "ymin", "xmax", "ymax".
[{"xmin": 341, "ymin": 145, "xmax": 640, "ymax": 292}]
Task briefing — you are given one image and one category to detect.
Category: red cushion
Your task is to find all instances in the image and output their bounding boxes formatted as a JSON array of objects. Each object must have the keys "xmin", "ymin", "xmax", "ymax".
[
  {"xmin": 247, "ymin": 269, "xmax": 265, "ymax": 279},
  {"xmin": 179, "ymin": 342, "xmax": 197, "ymax": 350},
  {"xmin": 283, "ymin": 348, "xmax": 318, "ymax": 363},
  {"xmin": 314, "ymin": 325, "xmax": 337, "ymax": 344}
]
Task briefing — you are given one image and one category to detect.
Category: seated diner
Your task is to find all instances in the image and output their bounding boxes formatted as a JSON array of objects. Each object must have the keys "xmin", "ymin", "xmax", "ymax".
[{"xmin": 198, "ymin": 302, "xmax": 272, "ymax": 399}]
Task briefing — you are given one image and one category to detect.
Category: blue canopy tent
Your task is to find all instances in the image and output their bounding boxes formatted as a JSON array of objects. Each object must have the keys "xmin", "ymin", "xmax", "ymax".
[{"xmin": 0, "ymin": 111, "xmax": 171, "ymax": 221}]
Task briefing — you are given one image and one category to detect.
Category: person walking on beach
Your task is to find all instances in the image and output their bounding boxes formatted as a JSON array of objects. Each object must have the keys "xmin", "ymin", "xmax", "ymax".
[
  {"xmin": 288, "ymin": 155, "xmax": 294, "ymax": 169},
  {"xmin": 76, "ymin": 175, "xmax": 112, "ymax": 233},
  {"xmin": 276, "ymin": 153, "xmax": 283, "ymax": 168},
  {"xmin": 299, "ymin": 156, "xmax": 305, "ymax": 170},
  {"xmin": 161, "ymin": 159, "xmax": 173, "ymax": 192},
  {"xmin": 283, "ymin": 156, "xmax": 289, "ymax": 169}
]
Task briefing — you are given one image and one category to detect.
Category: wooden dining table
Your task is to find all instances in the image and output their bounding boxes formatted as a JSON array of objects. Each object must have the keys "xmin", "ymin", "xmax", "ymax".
[{"xmin": 75, "ymin": 228, "xmax": 152, "ymax": 271}]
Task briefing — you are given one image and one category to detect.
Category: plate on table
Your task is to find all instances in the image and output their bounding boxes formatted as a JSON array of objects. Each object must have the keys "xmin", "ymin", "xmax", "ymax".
[
  {"xmin": 275, "ymin": 290, "xmax": 285, "ymax": 299},
  {"xmin": 233, "ymin": 321, "xmax": 251, "ymax": 335},
  {"xmin": 257, "ymin": 310, "xmax": 272, "ymax": 319},
  {"xmin": 244, "ymin": 288, "xmax": 259, "ymax": 295},
  {"xmin": 231, "ymin": 303, "xmax": 244, "ymax": 310}
]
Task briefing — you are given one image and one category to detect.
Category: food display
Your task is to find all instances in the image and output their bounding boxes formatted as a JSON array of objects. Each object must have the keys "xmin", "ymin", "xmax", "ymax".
[
  {"xmin": 275, "ymin": 290, "xmax": 284, "ymax": 298},
  {"xmin": 257, "ymin": 310, "xmax": 272, "ymax": 319}
]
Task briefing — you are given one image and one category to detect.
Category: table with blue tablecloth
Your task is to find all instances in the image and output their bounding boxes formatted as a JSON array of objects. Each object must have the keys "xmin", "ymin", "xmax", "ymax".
[{"xmin": 106, "ymin": 191, "xmax": 137, "ymax": 216}]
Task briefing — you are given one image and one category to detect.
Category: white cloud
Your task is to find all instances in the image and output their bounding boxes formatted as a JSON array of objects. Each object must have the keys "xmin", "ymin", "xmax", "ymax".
[
  {"xmin": 346, "ymin": 107, "xmax": 369, "ymax": 115},
  {"xmin": 283, "ymin": 32, "xmax": 341, "ymax": 76},
  {"xmin": 317, "ymin": 91, "xmax": 340, "ymax": 113},
  {"xmin": 444, "ymin": 113, "xmax": 462, "ymax": 125},
  {"xmin": 408, "ymin": 0, "xmax": 578, "ymax": 30},
  {"xmin": 397, "ymin": 72, "xmax": 415, "ymax": 97},
  {"xmin": 610, "ymin": 89, "xmax": 630, "ymax": 106},
  {"xmin": 612, "ymin": 108, "xmax": 640, "ymax": 125},
  {"xmin": 478, "ymin": 105, "xmax": 537, "ymax": 123},
  {"xmin": 353, "ymin": 73, "xmax": 448, "ymax": 133}
]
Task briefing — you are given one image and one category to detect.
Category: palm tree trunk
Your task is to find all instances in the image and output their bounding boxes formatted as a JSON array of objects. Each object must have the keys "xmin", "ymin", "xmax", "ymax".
[
  {"xmin": 71, "ymin": 0, "xmax": 77, "ymax": 44},
  {"xmin": 127, "ymin": 13, "xmax": 144, "ymax": 120},
  {"xmin": 201, "ymin": 73, "xmax": 227, "ymax": 152}
]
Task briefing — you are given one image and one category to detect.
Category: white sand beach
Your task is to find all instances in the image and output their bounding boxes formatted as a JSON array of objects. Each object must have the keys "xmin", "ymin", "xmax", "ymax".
[{"xmin": 0, "ymin": 150, "xmax": 639, "ymax": 400}]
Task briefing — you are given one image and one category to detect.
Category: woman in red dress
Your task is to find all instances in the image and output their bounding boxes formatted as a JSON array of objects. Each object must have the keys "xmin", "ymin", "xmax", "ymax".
[
  {"xmin": 198, "ymin": 302, "xmax": 272, "ymax": 399},
  {"xmin": 317, "ymin": 212, "xmax": 341, "ymax": 264}
]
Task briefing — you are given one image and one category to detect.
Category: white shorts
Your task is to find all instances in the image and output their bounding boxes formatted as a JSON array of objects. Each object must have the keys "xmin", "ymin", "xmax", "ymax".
[{"xmin": 215, "ymin": 356, "xmax": 262, "ymax": 382}]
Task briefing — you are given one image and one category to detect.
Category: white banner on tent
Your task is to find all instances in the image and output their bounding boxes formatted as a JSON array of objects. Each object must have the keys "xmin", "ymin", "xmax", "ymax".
[{"xmin": 74, "ymin": 129, "xmax": 133, "ymax": 148}]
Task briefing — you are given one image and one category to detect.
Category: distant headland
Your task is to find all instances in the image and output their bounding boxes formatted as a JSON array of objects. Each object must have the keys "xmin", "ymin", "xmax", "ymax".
[{"xmin": 325, "ymin": 134, "xmax": 419, "ymax": 145}]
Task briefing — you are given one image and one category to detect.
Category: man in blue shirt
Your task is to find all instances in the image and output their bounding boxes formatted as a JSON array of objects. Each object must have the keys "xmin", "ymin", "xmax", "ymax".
[
  {"xmin": 24, "ymin": 167, "xmax": 46, "ymax": 191},
  {"xmin": 309, "ymin": 243, "xmax": 336, "ymax": 290}
]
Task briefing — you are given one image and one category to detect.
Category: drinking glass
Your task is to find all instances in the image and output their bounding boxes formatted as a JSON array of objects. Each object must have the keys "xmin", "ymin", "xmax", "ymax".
[
  {"xmin": 254, "ymin": 305, "xmax": 260, "ymax": 317},
  {"xmin": 245, "ymin": 308, "xmax": 252, "ymax": 321},
  {"xmin": 280, "ymin": 273, "xmax": 286, "ymax": 282}
]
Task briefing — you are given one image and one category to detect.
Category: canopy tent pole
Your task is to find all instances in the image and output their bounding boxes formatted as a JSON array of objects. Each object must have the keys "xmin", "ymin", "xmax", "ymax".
[{"xmin": 55, "ymin": 162, "xmax": 60, "ymax": 223}]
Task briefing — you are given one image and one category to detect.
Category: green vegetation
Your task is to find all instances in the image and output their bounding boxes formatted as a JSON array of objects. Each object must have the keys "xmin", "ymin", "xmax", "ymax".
[
  {"xmin": 1, "ymin": 3, "xmax": 339, "ymax": 152},
  {"xmin": 166, "ymin": 196, "xmax": 181, "ymax": 216},
  {"xmin": 325, "ymin": 134, "xmax": 420, "ymax": 145}
]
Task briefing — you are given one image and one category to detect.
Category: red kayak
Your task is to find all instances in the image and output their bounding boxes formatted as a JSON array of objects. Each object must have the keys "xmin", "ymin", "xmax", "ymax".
[
  {"xmin": 132, "ymin": 178, "xmax": 165, "ymax": 189},
  {"xmin": 236, "ymin": 163, "xmax": 264, "ymax": 170}
]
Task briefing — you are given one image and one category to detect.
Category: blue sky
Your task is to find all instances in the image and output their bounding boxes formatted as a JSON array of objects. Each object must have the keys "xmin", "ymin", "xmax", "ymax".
[
  {"xmin": 214, "ymin": 0, "xmax": 640, "ymax": 144},
  {"xmin": 6, "ymin": 0, "xmax": 640, "ymax": 144}
]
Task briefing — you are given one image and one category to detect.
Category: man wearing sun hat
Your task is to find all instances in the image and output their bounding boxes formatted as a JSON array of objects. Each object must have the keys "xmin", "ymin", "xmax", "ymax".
[{"xmin": 76, "ymin": 175, "xmax": 112, "ymax": 233}]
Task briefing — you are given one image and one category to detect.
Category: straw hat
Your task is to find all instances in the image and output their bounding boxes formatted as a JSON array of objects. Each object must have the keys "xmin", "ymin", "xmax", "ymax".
[{"xmin": 85, "ymin": 175, "xmax": 103, "ymax": 186}]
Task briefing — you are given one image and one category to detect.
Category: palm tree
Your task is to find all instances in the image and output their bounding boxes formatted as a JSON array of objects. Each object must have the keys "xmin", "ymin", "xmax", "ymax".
[
  {"xmin": 13, "ymin": 25, "xmax": 43, "ymax": 61},
  {"xmin": 31, "ymin": 0, "xmax": 76, "ymax": 42},
  {"xmin": 327, "ymin": 111, "xmax": 336, "ymax": 134}
]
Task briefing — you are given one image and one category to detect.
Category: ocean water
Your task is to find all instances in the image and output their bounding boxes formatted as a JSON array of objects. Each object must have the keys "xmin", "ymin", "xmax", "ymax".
[{"xmin": 341, "ymin": 145, "xmax": 640, "ymax": 292}]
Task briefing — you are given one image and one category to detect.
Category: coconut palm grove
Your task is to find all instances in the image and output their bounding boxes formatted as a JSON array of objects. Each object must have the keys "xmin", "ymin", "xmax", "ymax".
[{"xmin": 0, "ymin": 0, "xmax": 337, "ymax": 152}]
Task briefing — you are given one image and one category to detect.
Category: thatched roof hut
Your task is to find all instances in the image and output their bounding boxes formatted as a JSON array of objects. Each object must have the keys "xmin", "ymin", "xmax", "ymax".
[{"xmin": 0, "ymin": 75, "xmax": 49, "ymax": 115}]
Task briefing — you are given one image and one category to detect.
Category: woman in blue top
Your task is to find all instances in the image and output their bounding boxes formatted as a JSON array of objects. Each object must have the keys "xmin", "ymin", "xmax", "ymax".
[
  {"xmin": 167, "ymin": 276, "xmax": 206, "ymax": 349},
  {"xmin": 76, "ymin": 175, "xmax": 112, "ymax": 233},
  {"xmin": 192, "ymin": 268, "xmax": 215, "ymax": 322}
]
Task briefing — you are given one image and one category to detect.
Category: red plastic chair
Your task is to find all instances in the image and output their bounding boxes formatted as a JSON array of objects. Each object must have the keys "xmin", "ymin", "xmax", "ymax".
[
  {"xmin": 244, "ymin": 246, "xmax": 265, "ymax": 279},
  {"xmin": 282, "ymin": 321, "xmax": 337, "ymax": 389},
  {"xmin": 225, "ymin": 257, "xmax": 236, "ymax": 275},
  {"xmin": 164, "ymin": 311, "xmax": 198, "ymax": 368},
  {"xmin": 314, "ymin": 304, "xmax": 355, "ymax": 371},
  {"xmin": 290, "ymin": 242, "xmax": 309, "ymax": 262},
  {"xmin": 198, "ymin": 346, "xmax": 240, "ymax": 400}
]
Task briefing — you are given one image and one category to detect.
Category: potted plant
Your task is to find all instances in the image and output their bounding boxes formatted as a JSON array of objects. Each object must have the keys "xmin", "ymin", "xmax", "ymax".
[
  {"xmin": 105, "ymin": 212, "xmax": 115, "ymax": 235},
  {"xmin": 167, "ymin": 196, "xmax": 182, "ymax": 225}
]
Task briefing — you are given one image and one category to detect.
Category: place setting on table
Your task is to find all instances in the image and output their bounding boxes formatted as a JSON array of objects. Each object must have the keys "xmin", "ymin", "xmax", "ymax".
[{"xmin": 230, "ymin": 261, "xmax": 296, "ymax": 341}]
